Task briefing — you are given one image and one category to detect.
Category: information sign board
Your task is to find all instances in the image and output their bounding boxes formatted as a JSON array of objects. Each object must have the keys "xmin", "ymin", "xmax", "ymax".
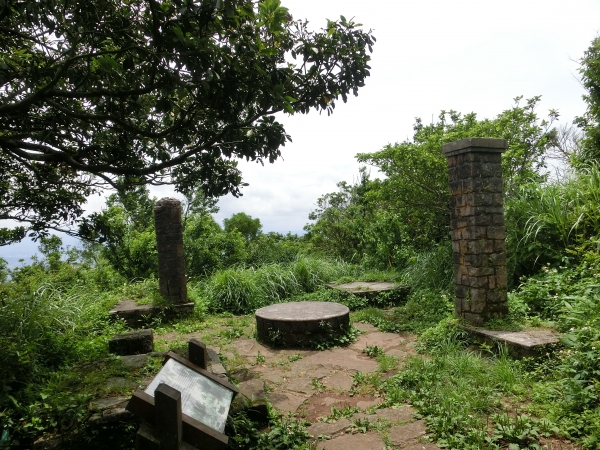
[{"xmin": 145, "ymin": 358, "xmax": 233, "ymax": 433}]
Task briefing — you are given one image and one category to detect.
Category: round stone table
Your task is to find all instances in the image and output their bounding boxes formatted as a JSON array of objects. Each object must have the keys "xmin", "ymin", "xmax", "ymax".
[{"xmin": 255, "ymin": 301, "xmax": 350, "ymax": 348}]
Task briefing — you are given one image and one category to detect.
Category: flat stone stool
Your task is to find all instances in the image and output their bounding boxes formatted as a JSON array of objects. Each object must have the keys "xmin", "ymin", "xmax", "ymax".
[
  {"xmin": 255, "ymin": 301, "xmax": 350, "ymax": 348},
  {"xmin": 109, "ymin": 329, "xmax": 154, "ymax": 355}
]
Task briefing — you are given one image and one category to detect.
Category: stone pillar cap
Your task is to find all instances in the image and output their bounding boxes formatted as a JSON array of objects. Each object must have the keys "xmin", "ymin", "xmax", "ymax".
[
  {"xmin": 442, "ymin": 138, "xmax": 508, "ymax": 157},
  {"xmin": 154, "ymin": 197, "xmax": 181, "ymax": 207}
]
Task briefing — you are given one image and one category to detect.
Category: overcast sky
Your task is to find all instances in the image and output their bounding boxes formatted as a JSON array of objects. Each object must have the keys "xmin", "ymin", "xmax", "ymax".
[{"xmin": 2, "ymin": 0, "xmax": 600, "ymax": 262}]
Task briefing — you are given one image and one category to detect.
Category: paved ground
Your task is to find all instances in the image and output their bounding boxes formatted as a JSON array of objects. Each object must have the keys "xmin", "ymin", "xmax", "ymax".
[
  {"xmin": 219, "ymin": 322, "xmax": 439, "ymax": 449},
  {"xmin": 87, "ymin": 321, "xmax": 439, "ymax": 450}
]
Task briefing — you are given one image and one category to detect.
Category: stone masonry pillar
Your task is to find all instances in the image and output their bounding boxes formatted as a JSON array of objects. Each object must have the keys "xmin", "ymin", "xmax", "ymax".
[
  {"xmin": 154, "ymin": 198, "xmax": 188, "ymax": 304},
  {"xmin": 442, "ymin": 138, "xmax": 508, "ymax": 326}
]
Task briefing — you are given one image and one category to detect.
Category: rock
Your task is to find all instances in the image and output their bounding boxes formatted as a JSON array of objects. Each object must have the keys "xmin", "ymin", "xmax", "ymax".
[
  {"xmin": 403, "ymin": 443, "xmax": 441, "ymax": 450},
  {"xmin": 89, "ymin": 396, "xmax": 129, "ymax": 411},
  {"xmin": 352, "ymin": 322, "xmax": 378, "ymax": 333},
  {"xmin": 356, "ymin": 399, "xmax": 382, "ymax": 410},
  {"xmin": 388, "ymin": 420, "xmax": 428, "ymax": 446},
  {"xmin": 109, "ymin": 329, "xmax": 154, "ymax": 355},
  {"xmin": 293, "ymin": 348, "xmax": 378, "ymax": 373},
  {"xmin": 266, "ymin": 391, "xmax": 307, "ymax": 413},
  {"xmin": 374, "ymin": 406, "xmax": 415, "ymax": 423},
  {"xmin": 322, "ymin": 372, "xmax": 354, "ymax": 391},
  {"xmin": 307, "ymin": 419, "xmax": 351, "ymax": 438},
  {"xmin": 105, "ymin": 377, "xmax": 139, "ymax": 392},
  {"xmin": 316, "ymin": 432, "xmax": 383, "ymax": 450},
  {"xmin": 120, "ymin": 354, "xmax": 149, "ymax": 369}
]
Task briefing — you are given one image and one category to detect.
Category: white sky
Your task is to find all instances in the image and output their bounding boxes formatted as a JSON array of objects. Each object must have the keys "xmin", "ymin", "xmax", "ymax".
[{"xmin": 2, "ymin": 0, "xmax": 600, "ymax": 260}]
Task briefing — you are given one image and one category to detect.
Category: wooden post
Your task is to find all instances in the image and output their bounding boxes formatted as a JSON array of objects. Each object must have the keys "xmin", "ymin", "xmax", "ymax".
[
  {"xmin": 188, "ymin": 339, "xmax": 208, "ymax": 370},
  {"xmin": 155, "ymin": 384, "xmax": 183, "ymax": 450}
]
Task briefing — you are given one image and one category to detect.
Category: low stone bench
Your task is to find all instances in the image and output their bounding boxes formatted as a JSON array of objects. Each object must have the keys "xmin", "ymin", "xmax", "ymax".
[{"xmin": 109, "ymin": 329, "xmax": 154, "ymax": 355}]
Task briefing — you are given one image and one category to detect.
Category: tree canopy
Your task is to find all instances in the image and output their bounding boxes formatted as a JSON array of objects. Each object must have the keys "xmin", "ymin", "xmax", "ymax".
[
  {"xmin": 306, "ymin": 97, "xmax": 559, "ymax": 269},
  {"xmin": 576, "ymin": 35, "xmax": 600, "ymax": 165},
  {"xmin": 0, "ymin": 0, "xmax": 374, "ymax": 244},
  {"xmin": 223, "ymin": 211, "xmax": 262, "ymax": 241}
]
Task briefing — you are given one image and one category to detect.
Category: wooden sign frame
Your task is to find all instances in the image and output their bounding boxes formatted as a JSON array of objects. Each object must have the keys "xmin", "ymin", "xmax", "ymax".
[{"xmin": 127, "ymin": 351, "xmax": 238, "ymax": 450}]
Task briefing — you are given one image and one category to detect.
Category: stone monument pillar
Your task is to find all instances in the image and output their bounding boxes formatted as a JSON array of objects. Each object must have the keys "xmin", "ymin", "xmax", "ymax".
[
  {"xmin": 442, "ymin": 138, "xmax": 508, "ymax": 326},
  {"xmin": 154, "ymin": 198, "xmax": 188, "ymax": 304}
]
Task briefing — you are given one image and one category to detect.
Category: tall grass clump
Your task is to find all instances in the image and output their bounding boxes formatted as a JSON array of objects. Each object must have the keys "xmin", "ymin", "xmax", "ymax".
[
  {"xmin": 291, "ymin": 256, "xmax": 355, "ymax": 292},
  {"xmin": 254, "ymin": 263, "xmax": 301, "ymax": 303},
  {"xmin": 506, "ymin": 164, "xmax": 600, "ymax": 282},
  {"xmin": 202, "ymin": 256, "xmax": 358, "ymax": 314},
  {"xmin": 400, "ymin": 241, "xmax": 453, "ymax": 292},
  {"xmin": 203, "ymin": 267, "xmax": 262, "ymax": 315},
  {"xmin": 387, "ymin": 243, "xmax": 453, "ymax": 332}
]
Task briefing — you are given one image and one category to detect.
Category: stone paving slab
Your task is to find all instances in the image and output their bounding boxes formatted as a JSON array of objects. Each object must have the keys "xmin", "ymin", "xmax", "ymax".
[
  {"xmin": 388, "ymin": 420, "xmax": 428, "ymax": 446},
  {"xmin": 292, "ymin": 348, "xmax": 379, "ymax": 373},
  {"xmin": 349, "ymin": 331, "xmax": 413, "ymax": 352},
  {"xmin": 266, "ymin": 391, "xmax": 309, "ymax": 413},
  {"xmin": 316, "ymin": 432, "xmax": 384, "ymax": 450},
  {"xmin": 463, "ymin": 326, "xmax": 560, "ymax": 357},
  {"xmin": 307, "ymin": 419, "xmax": 352, "ymax": 438},
  {"xmin": 374, "ymin": 406, "xmax": 415, "ymax": 423},
  {"xmin": 327, "ymin": 282, "xmax": 398, "ymax": 294}
]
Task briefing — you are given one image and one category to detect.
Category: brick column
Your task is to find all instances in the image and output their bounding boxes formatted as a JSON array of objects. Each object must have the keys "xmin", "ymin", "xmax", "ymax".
[
  {"xmin": 442, "ymin": 138, "xmax": 508, "ymax": 326},
  {"xmin": 154, "ymin": 198, "xmax": 187, "ymax": 305}
]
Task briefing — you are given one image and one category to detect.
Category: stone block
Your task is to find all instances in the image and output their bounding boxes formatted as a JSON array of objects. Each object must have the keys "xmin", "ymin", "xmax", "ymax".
[
  {"xmin": 473, "ymin": 192, "xmax": 494, "ymax": 206},
  {"xmin": 488, "ymin": 253, "xmax": 506, "ymax": 266},
  {"xmin": 452, "ymin": 241, "xmax": 460, "ymax": 253},
  {"xmin": 493, "ymin": 193, "xmax": 504, "ymax": 205},
  {"xmin": 487, "ymin": 289, "xmax": 507, "ymax": 304},
  {"xmin": 469, "ymin": 226, "xmax": 487, "ymax": 240},
  {"xmin": 458, "ymin": 164, "xmax": 475, "ymax": 180},
  {"xmin": 495, "ymin": 267, "xmax": 508, "ymax": 288},
  {"xmin": 463, "ymin": 253, "xmax": 486, "ymax": 267},
  {"xmin": 493, "ymin": 214, "xmax": 505, "ymax": 224},
  {"xmin": 449, "ymin": 180, "xmax": 462, "ymax": 193},
  {"xmin": 454, "ymin": 285, "xmax": 468, "ymax": 298},
  {"xmin": 109, "ymin": 329, "xmax": 154, "ymax": 355},
  {"xmin": 469, "ymin": 266, "xmax": 494, "ymax": 277},
  {"xmin": 480, "ymin": 163, "xmax": 501, "ymax": 177},
  {"xmin": 471, "ymin": 214, "xmax": 492, "ymax": 226},
  {"xmin": 462, "ymin": 312, "xmax": 485, "ymax": 326},
  {"xmin": 466, "ymin": 240, "xmax": 486, "ymax": 254},
  {"xmin": 469, "ymin": 288, "xmax": 487, "ymax": 303},
  {"xmin": 481, "ymin": 240, "xmax": 495, "ymax": 254},
  {"xmin": 494, "ymin": 240, "xmax": 507, "ymax": 252},
  {"xmin": 479, "ymin": 205, "xmax": 504, "ymax": 215},
  {"xmin": 487, "ymin": 226, "xmax": 505, "ymax": 240}
]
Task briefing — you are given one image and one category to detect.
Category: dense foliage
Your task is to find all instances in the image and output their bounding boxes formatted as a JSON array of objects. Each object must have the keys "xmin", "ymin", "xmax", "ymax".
[
  {"xmin": 5, "ymin": 30, "xmax": 600, "ymax": 450},
  {"xmin": 0, "ymin": 0, "xmax": 374, "ymax": 243},
  {"xmin": 305, "ymin": 97, "xmax": 559, "ymax": 272}
]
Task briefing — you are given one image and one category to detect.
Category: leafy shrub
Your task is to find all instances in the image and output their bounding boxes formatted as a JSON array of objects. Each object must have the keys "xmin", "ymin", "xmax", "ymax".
[
  {"xmin": 184, "ymin": 213, "xmax": 247, "ymax": 278},
  {"xmin": 417, "ymin": 317, "xmax": 469, "ymax": 354},
  {"xmin": 391, "ymin": 289, "xmax": 454, "ymax": 333}
]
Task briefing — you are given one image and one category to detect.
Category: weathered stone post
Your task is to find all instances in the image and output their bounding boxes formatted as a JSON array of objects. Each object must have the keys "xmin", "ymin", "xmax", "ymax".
[
  {"xmin": 442, "ymin": 138, "xmax": 508, "ymax": 326},
  {"xmin": 154, "ymin": 198, "xmax": 187, "ymax": 304}
]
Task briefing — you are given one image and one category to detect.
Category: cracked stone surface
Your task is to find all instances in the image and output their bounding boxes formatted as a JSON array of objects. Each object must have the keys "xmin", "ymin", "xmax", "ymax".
[
  {"xmin": 316, "ymin": 432, "xmax": 384, "ymax": 450},
  {"xmin": 388, "ymin": 420, "xmax": 428, "ymax": 445},
  {"xmin": 88, "ymin": 318, "xmax": 441, "ymax": 449}
]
